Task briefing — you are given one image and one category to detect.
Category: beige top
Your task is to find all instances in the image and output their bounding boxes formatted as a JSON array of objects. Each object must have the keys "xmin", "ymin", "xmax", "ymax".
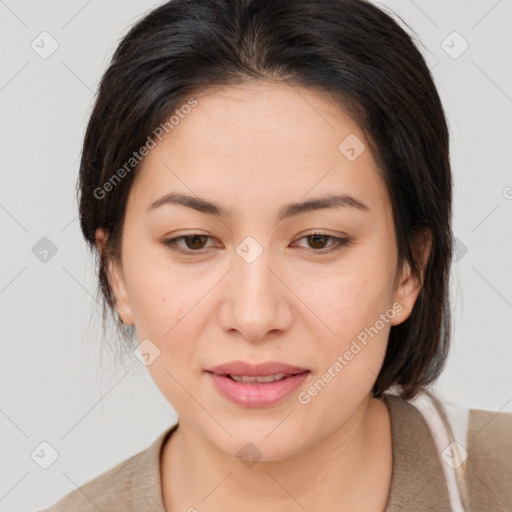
[{"xmin": 38, "ymin": 393, "xmax": 512, "ymax": 511}]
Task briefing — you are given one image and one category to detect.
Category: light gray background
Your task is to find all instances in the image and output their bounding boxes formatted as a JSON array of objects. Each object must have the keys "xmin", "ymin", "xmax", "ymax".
[{"xmin": 1, "ymin": 0, "xmax": 511, "ymax": 510}]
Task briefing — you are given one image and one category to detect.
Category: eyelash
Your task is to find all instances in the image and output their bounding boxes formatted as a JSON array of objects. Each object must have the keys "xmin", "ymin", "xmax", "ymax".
[{"xmin": 161, "ymin": 232, "xmax": 351, "ymax": 256}]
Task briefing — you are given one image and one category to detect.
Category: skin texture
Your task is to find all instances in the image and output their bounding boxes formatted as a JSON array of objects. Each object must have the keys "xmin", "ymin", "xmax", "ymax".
[{"xmin": 96, "ymin": 81, "xmax": 431, "ymax": 511}]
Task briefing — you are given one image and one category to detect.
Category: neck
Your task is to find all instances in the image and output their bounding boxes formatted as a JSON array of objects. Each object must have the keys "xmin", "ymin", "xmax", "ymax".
[{"xmin": 161, "ymin": 396, "xmax": 392, "ymax": 511}]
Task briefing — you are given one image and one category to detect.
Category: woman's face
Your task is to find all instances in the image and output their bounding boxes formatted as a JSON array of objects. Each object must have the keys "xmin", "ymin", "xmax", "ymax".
[{"xmin": 97, "ymin": 81, "xmax": 427, "ymax": 460}]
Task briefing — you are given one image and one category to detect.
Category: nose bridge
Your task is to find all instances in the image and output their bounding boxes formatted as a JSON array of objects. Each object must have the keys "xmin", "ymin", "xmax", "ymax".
[
  {"xmin": 236, "ymin": 238, "xmax": 274, "ymax": 297},
  {"xmin": 221, "ymin": 235, "xmax": 290, "ymax": 339}
]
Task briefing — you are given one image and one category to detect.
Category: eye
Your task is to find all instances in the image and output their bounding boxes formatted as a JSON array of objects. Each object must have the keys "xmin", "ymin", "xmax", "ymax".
[
  {"xmin": 161, "ymin": 232, "xmax": 351, "ymax": 256},
  {"xmin": 162, "ymin": 234, "xmax": 217, "ymax": 255},
  {"xmin": 291, "ymin": 233, "xmax": 351, "ymax": 253}
]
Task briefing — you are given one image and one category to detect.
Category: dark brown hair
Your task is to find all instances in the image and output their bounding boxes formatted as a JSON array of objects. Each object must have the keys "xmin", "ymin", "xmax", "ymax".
[{"xmin": 78, "ymin": 0, "xmax": 453, "ymax": 400}]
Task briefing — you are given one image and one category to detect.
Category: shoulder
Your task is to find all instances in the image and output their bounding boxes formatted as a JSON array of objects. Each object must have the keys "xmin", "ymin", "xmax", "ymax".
[
  {"xmin": 37, "ymin": 425, "xmax": 177, "ymax": 512},
  {"xmin": 413, "ymin": 392, "xmax": 512, "ymax": 459},
  {"xmin": 467, "ymin": 404, "xmax": 512, "ymax": 436},
  {"xmin": 404, "ymin": 389, "xmax": 512, "ymax": 510},
  {"xmin": 465, "ymin": 406, "xmax": 512, "ymax": 510},
  {"xmin": 38, "ymin": 452, "xmax": 138, "ymax": 512}
]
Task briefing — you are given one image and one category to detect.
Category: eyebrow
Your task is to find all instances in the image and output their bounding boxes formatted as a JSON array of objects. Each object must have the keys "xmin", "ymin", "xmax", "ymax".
[{"xmin": 146, "ymin": 192, "xmax": 370, "ymax": 221}]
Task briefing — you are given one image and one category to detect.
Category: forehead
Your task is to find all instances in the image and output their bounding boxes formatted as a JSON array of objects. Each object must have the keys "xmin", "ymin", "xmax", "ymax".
[
  {"xmin": 164, "ymin": 81, "xmax": 365, "ymax": 159},
  {"xmin": 128, "ymin": 81, "xmax": 389, "ymax": 217}
]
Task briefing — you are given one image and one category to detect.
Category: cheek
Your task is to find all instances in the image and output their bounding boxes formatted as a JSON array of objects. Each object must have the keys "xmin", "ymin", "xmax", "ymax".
[
  {"xmin": 126, "ymin": 264, "xmax": 203, "ymax": 405},
  {"xmin": 298, "ymin": 262, "xmax": 394, "ymax": 382},
  {"xmin": 122, "ymin": 240, "xmax": 191, "ymax": 335},
  {"xmin": 304, "ymin": 262, "xmax": 392, "ymax": 332},
  {"xmin": 301, "ymin": 275, "xmax": 392, "ymax": 416},
  {"xmin": 128, "ymin": 271, "xmax": 179, "ymax": 336},
  {"xmin": 125, "ymin": 257, "xmax": 211, "ymax": 365}
]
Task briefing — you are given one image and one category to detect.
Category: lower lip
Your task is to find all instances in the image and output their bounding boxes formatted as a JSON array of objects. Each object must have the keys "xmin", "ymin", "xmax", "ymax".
[{"xmin": 207, "ymin": 371, "xmax": 309, "ymax": 407}]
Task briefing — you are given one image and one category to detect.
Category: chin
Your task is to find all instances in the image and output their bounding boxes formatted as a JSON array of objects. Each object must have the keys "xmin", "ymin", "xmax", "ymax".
[{"xmin": 206, "ymin": 422, "xmax": 308, "ymax": 464}]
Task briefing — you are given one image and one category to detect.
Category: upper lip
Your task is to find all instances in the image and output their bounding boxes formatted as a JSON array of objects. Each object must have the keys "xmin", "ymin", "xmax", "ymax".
[{"xmin": 206, "ymin": 361, "xmax": 309, "ymax": 377}]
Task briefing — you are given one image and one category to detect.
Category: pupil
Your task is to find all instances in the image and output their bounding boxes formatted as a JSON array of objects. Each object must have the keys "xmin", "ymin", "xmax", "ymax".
[
  {"xmin": 187, "ymin": 235, "xmax": 207, "ymax": 249},
  {"xmin": 309, "ymin": 234, "xmax": 326, "ymax": 249}
]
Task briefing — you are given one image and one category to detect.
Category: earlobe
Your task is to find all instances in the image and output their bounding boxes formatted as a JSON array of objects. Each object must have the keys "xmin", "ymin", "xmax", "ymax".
[
  {"xmin": 95, "ymin": 227, "xmax": 108, "ymax": 258},
  {"xmin": 109, "ymin": 260, "xmax": 135, "ymax": 326},
  {"xmin": 94, "ymin": 228, "xmax": 135, "ymax": 326},
  {"xmin": 391, "ymin": 229, "xmax": 432, "ymax": 326}
]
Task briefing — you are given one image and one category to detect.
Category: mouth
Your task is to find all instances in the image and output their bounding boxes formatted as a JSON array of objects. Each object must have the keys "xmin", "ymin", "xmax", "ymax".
[
  {"xmin": 220, "ymin": 371, "xmax": 309, "ymax": 383},
  {"xmin": 205, "ymin": 361, "xmax": 310, "ymax": 407},
  {"xmin": 206, "ymin": 360, "xmax": 309, "ymax": 377}
]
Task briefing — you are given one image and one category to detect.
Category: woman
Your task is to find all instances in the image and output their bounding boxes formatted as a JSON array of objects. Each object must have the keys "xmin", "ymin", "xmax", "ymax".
[{"xmin": 39, "ymin": 0, "xmax": 512, "ymax": 510}]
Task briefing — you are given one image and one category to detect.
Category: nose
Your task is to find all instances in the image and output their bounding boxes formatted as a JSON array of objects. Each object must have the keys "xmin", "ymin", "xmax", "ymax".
[{"xmin": 217, "ymin": 241, "xmax": 293, "ymax": 343}]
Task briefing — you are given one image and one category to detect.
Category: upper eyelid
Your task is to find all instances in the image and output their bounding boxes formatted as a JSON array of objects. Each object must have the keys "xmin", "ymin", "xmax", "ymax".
[
  {"xmin": 165, "ymin": 231, "xmax": 346, "ymax": 243},
  {"xmin": 163, "ymin": 232, "xmax": 349, "ymax": 251},
  {"xmin": 165, "ymin": 228, "xmax": 348, "ymax": 239}
]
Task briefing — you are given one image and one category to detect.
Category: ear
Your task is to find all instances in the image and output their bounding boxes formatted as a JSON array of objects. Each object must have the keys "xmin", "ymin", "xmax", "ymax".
[
  {"xmin": 390, "ymin": 228, "xmax": 432, "ymax": 326},
  {"xmin": 95, "ymin": 227, "xmax": 135, "ymax": 326}
]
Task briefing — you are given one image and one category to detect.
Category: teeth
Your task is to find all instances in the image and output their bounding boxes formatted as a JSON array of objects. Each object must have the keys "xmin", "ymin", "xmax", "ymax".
[{"xmin": 229, "ymin": 373, "xmax": 287, "ymax": 383}]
